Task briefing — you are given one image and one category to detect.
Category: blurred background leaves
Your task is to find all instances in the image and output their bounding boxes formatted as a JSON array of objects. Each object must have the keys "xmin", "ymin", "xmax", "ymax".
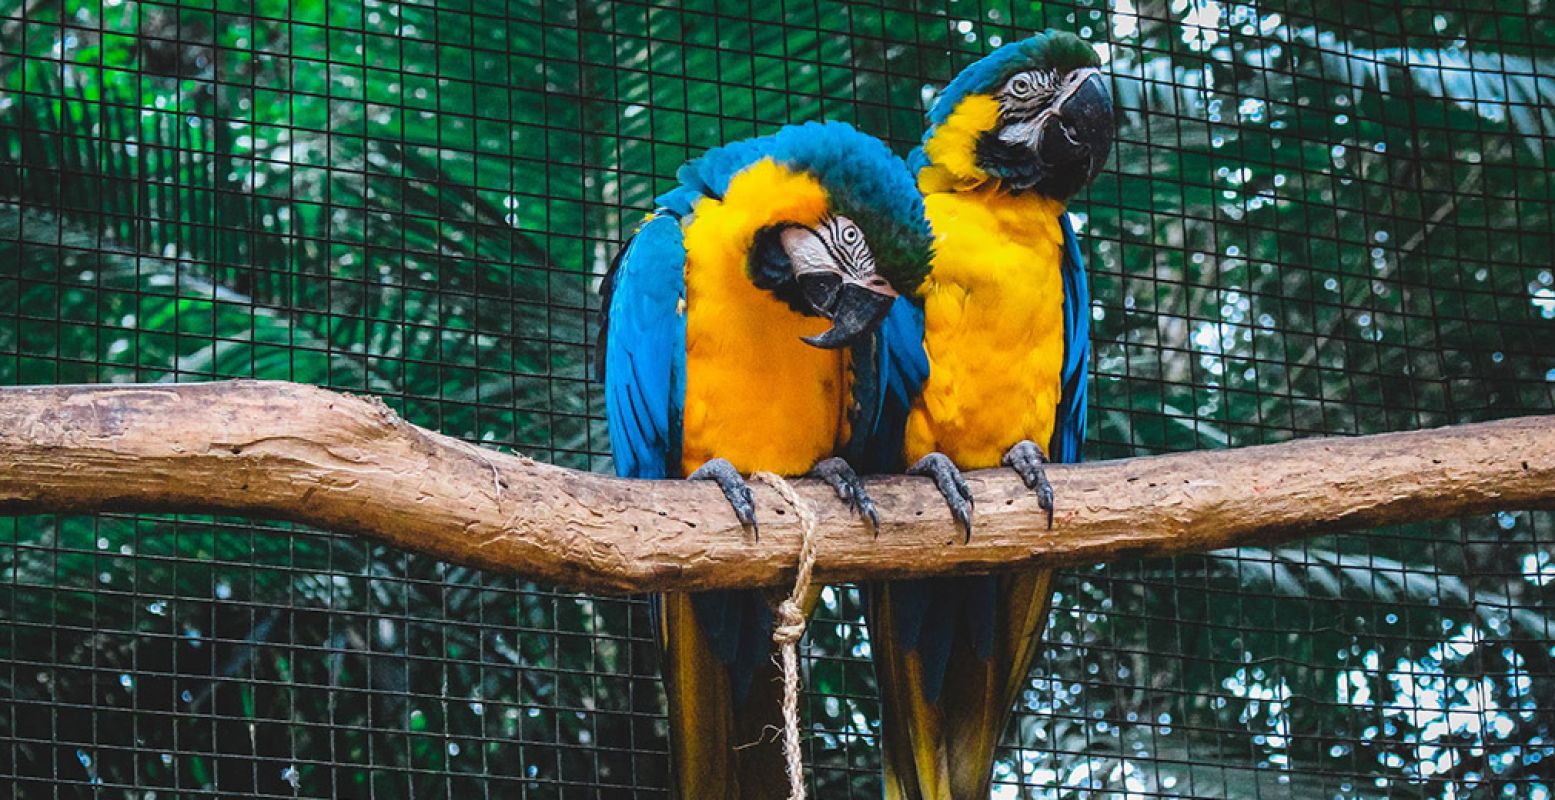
[{"xmin": 1, "ymin": 0, "xmax": 1552, "ymax": 797}]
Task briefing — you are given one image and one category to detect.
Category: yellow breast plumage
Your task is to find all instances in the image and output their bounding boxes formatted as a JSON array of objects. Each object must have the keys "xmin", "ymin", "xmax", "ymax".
[
  {"xmin": 679, "ymin": 161, "xmax": 851, "ymax": 475},
  {"xmin": 905, "ymin": 186, "xmax": 1068, "ymax": 469}
]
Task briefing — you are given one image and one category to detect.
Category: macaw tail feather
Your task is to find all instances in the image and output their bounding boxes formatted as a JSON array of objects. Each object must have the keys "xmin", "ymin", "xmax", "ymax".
[
  {"xmin": 658, "ymin": 587, "xmax": 825, "ymax": 799},
  {"xmin": 870, "ymin": 582, "xmax": 952, "ymax": 800},
  {"xmin": 870, "ymin": 569, "xmax": 1055, "ymax": 800},
  {"xmin": 943, "ymin": 569, "xmax": 1053, "ymax": 798}
]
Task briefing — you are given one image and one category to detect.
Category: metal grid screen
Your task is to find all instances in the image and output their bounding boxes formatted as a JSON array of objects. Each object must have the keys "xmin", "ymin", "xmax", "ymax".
[{"xmin": 3, "ymin": 0, "xmax": 1553, "ymax": 797}]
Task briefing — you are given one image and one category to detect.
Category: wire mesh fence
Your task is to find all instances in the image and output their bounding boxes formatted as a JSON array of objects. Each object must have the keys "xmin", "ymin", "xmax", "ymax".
[{"xmin": 2, "ymin": 0, "xmax": 1552, "ymax": 797}]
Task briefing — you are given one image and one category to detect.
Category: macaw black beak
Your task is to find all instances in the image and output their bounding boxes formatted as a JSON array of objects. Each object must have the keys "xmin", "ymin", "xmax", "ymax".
[
  {"xmin": 1038, "ymin": 69, "xmax": 1113, "ymax": 183},
  {"xmin": 798, "ymin": 274, "xmax": 898, "ymax": 350}
]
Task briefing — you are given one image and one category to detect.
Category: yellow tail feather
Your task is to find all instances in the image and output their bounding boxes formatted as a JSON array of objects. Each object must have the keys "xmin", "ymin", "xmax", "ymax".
[
  {"xmin": 943, "ymin": 569, "xmax": 1054, "ymax": 798},
  {"xmin": 659, "ymin": 586, "xmax": 825, "ymax": 799},
  {"xmin": 871, "ymin": 571, "xmax": 1056, "ymax": 800},
  {"xmin": 871, "ymin": 583, "xmax": 952, "ymax": 800}
]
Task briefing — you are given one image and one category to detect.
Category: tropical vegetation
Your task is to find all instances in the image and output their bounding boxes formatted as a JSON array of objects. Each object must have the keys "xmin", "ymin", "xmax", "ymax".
[{"xmin": 1, "ymin": 0, "xmax": 1552, "ymax": 796}]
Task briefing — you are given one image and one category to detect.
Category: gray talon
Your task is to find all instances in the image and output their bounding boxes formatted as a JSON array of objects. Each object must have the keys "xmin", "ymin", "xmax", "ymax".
[
  {"xmin": 1002, "ymin": 440, "xmax": 1055, "ymax": 529},
  {"xmin": 909, "ymin": 452, "xmax": 974, "ymax": 541},
  {"xmin": 689, "ymin": 458, "xmax": 758, "ymax": 537},
  {"xmin": 809, "ymin": 457, "xmax": 880, "ymax": 534}
]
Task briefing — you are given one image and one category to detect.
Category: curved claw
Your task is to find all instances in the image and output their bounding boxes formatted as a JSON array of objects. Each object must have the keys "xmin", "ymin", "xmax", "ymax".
[
  {"xmin": 688, "ymin": 458, "xmax": 758, "ymax": 538},
  {"xmin": 808, "ymin": 457, "xmax": 880, "ymax": 535},
  {"xmin": 908, "ymin": 452, "xmax": 974, "ymax": 542},
  {"xmin": 1002, "ymin": 439, "xmax": 1055, "ymax": 529}
]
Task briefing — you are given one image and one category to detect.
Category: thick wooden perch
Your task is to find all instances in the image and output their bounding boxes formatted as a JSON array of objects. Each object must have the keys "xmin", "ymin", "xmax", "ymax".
[{"xmin": 0, "ymin": 380, "xmax": 1551, "ymax": 593}]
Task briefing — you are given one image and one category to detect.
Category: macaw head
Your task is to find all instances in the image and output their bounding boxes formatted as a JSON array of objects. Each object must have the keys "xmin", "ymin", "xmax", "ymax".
[
  {"xmin": 665, "ymin": 121, "xmax": 933, "ymax": 349},
  {"xmin": 917, "ymin": 30, "xmax": 1114, "ymax": 200},
  {"xmin": 749, "ymin": 214, "xmax": 903, "ymax": 349}
]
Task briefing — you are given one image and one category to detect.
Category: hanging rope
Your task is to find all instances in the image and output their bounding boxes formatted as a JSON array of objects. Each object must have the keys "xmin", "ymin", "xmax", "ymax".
[{"xmin": 752, "ymin": 471, "xmax": 821, "ymax": 800}]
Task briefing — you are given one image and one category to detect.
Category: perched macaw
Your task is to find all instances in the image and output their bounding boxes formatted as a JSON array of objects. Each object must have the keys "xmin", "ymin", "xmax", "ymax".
[
  {"xmin": 596, "ymin": 121, "xmax": 934, "ymax": 799},
  {"xmin": 864, "ymin": 32, "xmax": 1114, "ymax": 799}
]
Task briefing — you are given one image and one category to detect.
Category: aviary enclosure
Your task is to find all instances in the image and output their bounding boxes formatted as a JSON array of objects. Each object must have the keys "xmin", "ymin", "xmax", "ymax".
[{"xmin": 1, "ymin": 0, "xmax": 1553, "ymax": 797}]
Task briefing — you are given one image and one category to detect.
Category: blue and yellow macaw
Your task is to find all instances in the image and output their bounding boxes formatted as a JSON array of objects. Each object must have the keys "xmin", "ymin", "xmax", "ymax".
[
  {"xmin": 864, "ymin": 32, "xmax": 1113, "ymax": 799},
  {"xmin": 596, "ymin": 121, "xmax": 934, "ymax": 799}
]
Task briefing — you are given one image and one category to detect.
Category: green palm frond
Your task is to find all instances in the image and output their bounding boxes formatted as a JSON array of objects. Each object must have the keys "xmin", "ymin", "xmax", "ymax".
[
  {"xmin": 1108, "ymin": 26, "xmax": 1555, "ymax": 154},
  {"xmin": 0, "ymin": 205, "xmax": 359, "ymax": 384},
  {"xmin": 1223, "ymin": 544, "xmax": 1553, "ymax": 638}
]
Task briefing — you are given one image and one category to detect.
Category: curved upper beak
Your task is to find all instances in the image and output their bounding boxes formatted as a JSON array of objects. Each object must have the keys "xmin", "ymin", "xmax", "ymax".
[
  {"xmin": 1047, "ymin": 69, "xmax": 1113, "ymax": 181},
  {"xmin": 797, "ymin": 272, "xmax": 899, "ymax": 350},
  {"xmin": 999, "ymin": 68, "xmax": 1114, "ymax": 181}
]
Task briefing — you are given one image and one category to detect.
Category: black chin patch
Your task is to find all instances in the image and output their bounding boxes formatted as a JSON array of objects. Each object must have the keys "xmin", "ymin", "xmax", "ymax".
[
  {"xmin": 976, "ymin": 134, "xmax": 1046, "ymax": 192},
  {"xmin": 748, "ymin": 224, "xmax": 815, "ymax": 315},
  {"xmin": 976, "ymin": 130, "xmax": 1094, "ymax": 198}
]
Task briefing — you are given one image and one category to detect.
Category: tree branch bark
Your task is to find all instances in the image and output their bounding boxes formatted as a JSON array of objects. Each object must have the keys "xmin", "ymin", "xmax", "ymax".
[{"xmin": 1, "ymin": 380, "xmax": 1551, "ymax": 594}]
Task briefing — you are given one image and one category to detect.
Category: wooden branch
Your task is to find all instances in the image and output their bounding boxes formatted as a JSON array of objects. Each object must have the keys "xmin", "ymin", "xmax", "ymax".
[{"xmin": 1, "ymin": 380, "xmax": 1551, "ymax": 594}]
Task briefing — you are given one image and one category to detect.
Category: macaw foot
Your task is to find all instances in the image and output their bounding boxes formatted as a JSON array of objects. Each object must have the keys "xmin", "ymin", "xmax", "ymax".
[
  {"xmin": 688, "ymin": 458, "xmax": 758, "ymax": 538},
  {"xmin": 1002, "ymin": 439, "xmax": 1055, "ymax": 529},
  {"xmin": 908, "ymin": 452, "xmax": 974, "ymax": 542},
  {"xmin": 808, "ymin": 457, "xmax": 880, "ymax": 534}
]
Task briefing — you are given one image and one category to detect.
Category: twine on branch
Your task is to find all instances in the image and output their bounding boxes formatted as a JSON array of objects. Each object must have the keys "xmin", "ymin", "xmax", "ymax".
[{"xmin": 753, "ymin": 471, "xmax": 821, "ymax": 800}]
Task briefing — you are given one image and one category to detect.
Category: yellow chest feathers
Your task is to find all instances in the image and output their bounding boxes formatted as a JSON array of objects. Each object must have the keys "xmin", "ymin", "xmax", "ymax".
[
  {"xmin": 678, "ymin": 161, "xmax": 851, "ymax": 476},
  {"xmin": 905, "ymin": 188, "xmax": 1069, "ymax": 468}
]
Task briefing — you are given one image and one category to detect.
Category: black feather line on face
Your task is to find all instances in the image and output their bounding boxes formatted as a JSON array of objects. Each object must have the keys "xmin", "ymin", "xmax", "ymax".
[
  {"xmin": 814, "ymin": 216, "xmax": 875, "ymax": 280},
  {"xmin": 997, "ymin": 69, "xmax": 1061, "ymax": 121}
]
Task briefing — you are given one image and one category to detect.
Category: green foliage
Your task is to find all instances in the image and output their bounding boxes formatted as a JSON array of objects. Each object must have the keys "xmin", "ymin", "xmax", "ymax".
[{"xmin": 1, "ymin": 0, "xmax": 1552, "ymax": 797}]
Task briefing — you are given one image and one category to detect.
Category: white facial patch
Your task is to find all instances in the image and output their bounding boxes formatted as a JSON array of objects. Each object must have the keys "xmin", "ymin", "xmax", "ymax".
[
  {"xmin": 780, "ymin": 226, "xmax": 836, "ymax": 277},
  {"xmin": 999, "ymin": 117, "xmax": 1044, "ymax": 146}
]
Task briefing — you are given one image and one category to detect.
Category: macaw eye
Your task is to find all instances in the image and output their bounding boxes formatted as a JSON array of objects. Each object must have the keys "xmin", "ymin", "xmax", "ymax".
[
  {"xmin": 840, "ymin": 224, "xmax": 860, "ymax": 244},
  {"xmin": 1009, "ymin": 76, "xmax": 1033, "ymax": 96}
]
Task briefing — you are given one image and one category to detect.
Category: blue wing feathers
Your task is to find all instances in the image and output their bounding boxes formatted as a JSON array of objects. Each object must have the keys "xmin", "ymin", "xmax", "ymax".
[
  {"xmin": 601, "ymin": 215, "xmax": 688, "ymax": 480},
  {"xmin": 906, "ymin": 146, "xmax": 930, "ymax": 180},
  {"xmin": 881, "ymin": 299, "xmax": 929, "ymax": 414},
  {"xmin": 1050, "ymin": 214, "xmax": 1090, "ymax": 465},
  {"xmin": 851, "ymin": 298, "xmax": 928, "ymax": 475}
]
